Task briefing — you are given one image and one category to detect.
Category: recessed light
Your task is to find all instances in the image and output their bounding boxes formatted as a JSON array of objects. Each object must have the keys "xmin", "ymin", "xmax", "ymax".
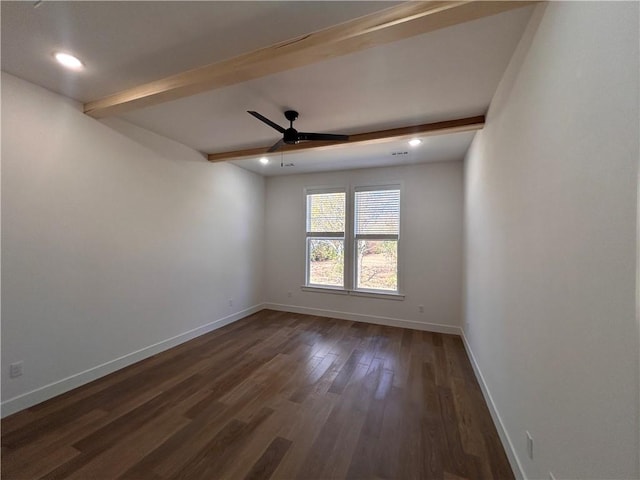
[
  {"xmin": 54, "ymin": 52, "xmax": 84, "ymax": 70},
  {"xmin": 259, "ymin": 157, "xmax": 269, "ymax": 165},
  {"xmin": 408, "ymin": 138, "xmax": 422, "ymax": 147}
]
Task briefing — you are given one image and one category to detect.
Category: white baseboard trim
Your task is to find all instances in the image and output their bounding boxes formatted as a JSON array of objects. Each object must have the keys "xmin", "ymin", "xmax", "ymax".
[
  {"xmin": 263, "ymin": 302, "xmax": 462, "ymax": 335},
  {"xmin": 1, "ymin": 304, "xmax": 264, "ymax": 418},
  {"xmin": 461, "ymin": 331, "xmax": 526, "ymax": 480}
]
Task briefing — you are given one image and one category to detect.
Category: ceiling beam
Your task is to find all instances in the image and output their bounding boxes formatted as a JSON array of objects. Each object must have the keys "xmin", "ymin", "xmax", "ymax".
[
  {"xmin": 206, "ymin": 115, "xmax": 485, "ymax": 163},
  {"xmin": 84, "ymin": 1, "xmax": 535, "ymax": 118}
]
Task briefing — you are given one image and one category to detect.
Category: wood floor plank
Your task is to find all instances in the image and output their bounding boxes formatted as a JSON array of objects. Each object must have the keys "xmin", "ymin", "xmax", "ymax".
[
  {"xmin": 1, "ymin": 309, "xmax": 514, "ymax": 480},
  {"xmin": 267, "ymin": 394, "xmax": 336, "ymax": 479},
  {"xmin": 63, "ymin": 410, "xmax": 189, "ymax": 480},
  {"xmin": 218, "ymin": 409, "xmax": 292, "ymax": 479},
  {"xmin": 328, "ymin": 348, "xmax": 364, "ymax": 394},
  {"xmin": 439, "ymin": 385, "xmax": 471, "ymax": 478},
  {"xmin": 1, "ymin": 409, "xmax": 108, "ymax": 478},
  {"xmin": 0, "ymin": 408, "xmax": 37, "ymax": 435},
  {"xmin": 5, "ymin": 444, "xmax": 81, "ymax": 480},
  {"xmin": 450, "ymin": 376, "xmax": 494, "ymax": 480},
  {"xmin": 421, "ymin": 413, "xmax": 446, "ymax": 479},
  {"xmin": 313, "ymin": 362, "xmax": 375, "ymax": 479},
  {"xmin": 170, "ymin": 407, "xmax": 274, "ymax": 480},
  {"xmin": 374, "ymin": 384, "xmax": 405, "ymax": 479},
  {"xmin": 117, "ymin": 400, "xmax": 229, "ymax": 479},
  {"xmin": 243, "ymin": 436, "xmax": 292, "ymax": 480},
  {"xmin": 41, "ymin": 384, "xmax": 203, "ymax": 480},
  {"xmin": 289, "ymin": 352, "xmax": 337, "ymax": 403}
]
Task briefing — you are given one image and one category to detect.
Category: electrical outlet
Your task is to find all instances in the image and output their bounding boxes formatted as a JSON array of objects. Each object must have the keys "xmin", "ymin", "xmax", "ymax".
[
  {"xmin": 287, "ymin": 291, "xmax": 292, "ymax": 298},
  {"xmin": 228, "ymin": 298, "xmax": 233, "ymax": 307},
  {"xmin": 526, "ymin": 431, "xmax": 534, "ymax": 459},
  {"xmin": 10, "ymin": 361, "xmax": 23, "ymax": 378},
  {"xmin": 418, "ymin": 305, "xmax": 424, "ymax": 313}
]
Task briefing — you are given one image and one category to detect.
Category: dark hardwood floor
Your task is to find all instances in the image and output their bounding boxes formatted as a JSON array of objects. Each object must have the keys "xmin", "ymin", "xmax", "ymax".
[{"xmin": 2, "ymin": 310, "xmax": 513, "ymax": 480}]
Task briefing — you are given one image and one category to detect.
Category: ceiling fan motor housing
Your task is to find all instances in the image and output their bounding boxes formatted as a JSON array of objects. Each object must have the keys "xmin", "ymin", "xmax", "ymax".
[
  {"xmin": 284, "ymin": 128, "xmax": 299, "ymax": 144},
  {"xmin": 284, "ymin": 110, "xmax": 300, "ymax": 144}
]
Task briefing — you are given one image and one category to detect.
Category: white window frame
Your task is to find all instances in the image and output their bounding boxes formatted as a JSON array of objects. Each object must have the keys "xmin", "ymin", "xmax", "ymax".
[
  {"xmin": 304, "ymin": 187, "xmax": 347, "ymax": 289},
  {"xmin": 303, "ymin": 183, "xmax": 404, "ymax": 299},
  {"xmin": 352, "ymin": 185, "xmax": 401, "ymax": 295}
]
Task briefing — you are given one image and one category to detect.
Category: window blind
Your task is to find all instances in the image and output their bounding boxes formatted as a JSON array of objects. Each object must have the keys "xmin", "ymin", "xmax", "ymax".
[
  {"xmin": 354, "ymin": 189, "xmax": 400, "ymax": 236},
  {"xmin": 306, "ymin": 192, "xmax": 346, "ymax": 234}
]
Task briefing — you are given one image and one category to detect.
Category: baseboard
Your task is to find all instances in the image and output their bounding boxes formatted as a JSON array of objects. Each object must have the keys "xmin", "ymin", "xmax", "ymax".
[
  {"xmin": 263, "ymin": 302, "xmax": 462, "ymax": 335},
  {"xmin": 461, "ymin": 331, "xmax": 526, "ymax": 480},
  {"xmin": 1, "ymin": 304, "xmax": 264, "ymax": 418}
]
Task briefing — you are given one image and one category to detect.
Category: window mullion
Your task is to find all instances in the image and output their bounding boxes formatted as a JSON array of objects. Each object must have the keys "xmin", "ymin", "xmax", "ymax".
[{"xmin": 344, "ymin": 186, "xmax": 354, "ymax": 291}]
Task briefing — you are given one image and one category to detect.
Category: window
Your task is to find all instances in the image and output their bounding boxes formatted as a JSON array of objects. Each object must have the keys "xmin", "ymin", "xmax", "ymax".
[
  {"xmin": 305, "ymin": 189, "xmax": 346, "ymax": 287},
  {"xmin": 354, "ymin": 187, "xmax": 400, "ymax": 292},
  {"xmin": 305, "ymin": 185, "xmax": 401, "ymax": 295}
]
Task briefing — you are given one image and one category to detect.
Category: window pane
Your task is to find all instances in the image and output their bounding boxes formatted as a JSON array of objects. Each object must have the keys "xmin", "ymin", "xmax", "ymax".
[
  {"xmin": 308, "ymin": 238, "xmax": 344, "ymax": 287},
  {"xmin": 307, "ymin": 192, "xmax": 345, "ymax": 233},
  {"xmin": 356, "ymin": 240, "xmax": 397, "ymax": 291},
  {"xmin": 355, "ymin": 189, "xmax": 400, "ymax": 235}
]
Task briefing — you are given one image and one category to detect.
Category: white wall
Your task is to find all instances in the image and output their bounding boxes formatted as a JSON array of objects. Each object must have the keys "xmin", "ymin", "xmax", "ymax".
[
  {"xmin": 1, "ymin": 72, "xmax": 265, "ymax": 416},
  {"xmin": 264, "ymin": 162, "xmax": 463, "ymax": 332},
  {"xmin": 464, "ymin": 3, "xmax": 639, "ymax": 479}
]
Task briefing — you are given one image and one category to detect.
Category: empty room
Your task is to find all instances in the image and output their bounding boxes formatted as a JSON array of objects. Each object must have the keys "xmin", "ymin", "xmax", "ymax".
[{"xmin": 1, "ymin": 1, "xmax": 638, "ymax": 479}]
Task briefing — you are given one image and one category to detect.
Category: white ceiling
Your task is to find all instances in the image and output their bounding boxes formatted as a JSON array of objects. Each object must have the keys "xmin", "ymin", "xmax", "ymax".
[
  {"xmin": 1, "ymin": 1, "xmax": 399, "ymax": 101},
  {"xmin": 1, "ymin": 1, "xmax": 534, "ymax": 176}
]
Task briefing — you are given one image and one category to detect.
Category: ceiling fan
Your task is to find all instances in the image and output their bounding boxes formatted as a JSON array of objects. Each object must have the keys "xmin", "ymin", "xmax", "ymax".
[{"xmin": 248, "ymin": 110, "xmax": 350, "ymax": 153}]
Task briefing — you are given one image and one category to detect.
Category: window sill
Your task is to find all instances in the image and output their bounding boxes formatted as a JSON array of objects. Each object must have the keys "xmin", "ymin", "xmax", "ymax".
[
  {"xmin": 301, "ymin": 286, "xmax": 349, "ymax": 295},
  {"xmin": 300, "ymin": 286, "xmax": 405, "ymax": 300},
  {"xmin": 349, "ymin": 289, "xmax": 405, "ymax": 300}
]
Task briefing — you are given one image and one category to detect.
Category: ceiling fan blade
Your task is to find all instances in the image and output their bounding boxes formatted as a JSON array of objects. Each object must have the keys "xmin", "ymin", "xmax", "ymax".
[
  {"xmin": 267, "ymin": 139, "xmax": 285, "ymax": 153},
  {"xmin": 247, "ymin": 111, "xmax": 285, "ymax": 133},
  {"xmin": 298, "ymin": 132, "xmax": 349, "ymax": 142}
]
